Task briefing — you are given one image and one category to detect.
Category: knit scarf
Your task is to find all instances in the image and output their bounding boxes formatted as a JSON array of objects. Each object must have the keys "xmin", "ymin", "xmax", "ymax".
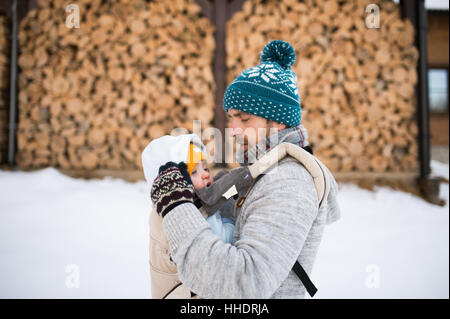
[{"xmin": 237, "ymin": 125, "xmax": 309, "ymax": 166}]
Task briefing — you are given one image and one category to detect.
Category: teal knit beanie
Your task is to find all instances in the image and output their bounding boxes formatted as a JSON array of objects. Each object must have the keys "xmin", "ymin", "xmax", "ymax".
[{"xmin": 223, "ymin": 40, "xmax": 301, "ymax": 127}]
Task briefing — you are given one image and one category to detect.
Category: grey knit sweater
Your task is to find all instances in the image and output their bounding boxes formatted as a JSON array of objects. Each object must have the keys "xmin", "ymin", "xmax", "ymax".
[{"xmin": 162, "ymin": 153, "xmax": 341, "ymax": 298}]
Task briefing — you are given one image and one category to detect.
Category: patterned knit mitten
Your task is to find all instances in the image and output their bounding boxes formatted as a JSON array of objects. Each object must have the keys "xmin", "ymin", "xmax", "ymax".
[{"xmin": 151, "ymin": 161, "xmax": 195, "ymax": 218}]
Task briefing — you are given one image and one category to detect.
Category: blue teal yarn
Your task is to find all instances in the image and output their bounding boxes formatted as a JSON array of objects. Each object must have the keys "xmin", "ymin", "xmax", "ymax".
[
  {"xmin": 223, "ymin": 40, "xmax": 301, "ymax": 127},
  {"xmin": 260, "ymin": 40, "xmax": 296, "ymax": 69}
]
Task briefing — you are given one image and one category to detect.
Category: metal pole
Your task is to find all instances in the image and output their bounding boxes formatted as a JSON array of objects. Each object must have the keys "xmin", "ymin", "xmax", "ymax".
[{"xmin": 8, "ymin": 0, "xmax": 18, "ymax": 167}]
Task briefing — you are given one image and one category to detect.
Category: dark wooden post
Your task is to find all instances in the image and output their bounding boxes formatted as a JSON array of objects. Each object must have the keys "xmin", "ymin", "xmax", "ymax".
[
  {"xmin": 7, "ymin": 0, "xmax": 18, "ymax": 167},
  {"xmin": 195, "ymin": 0, "xmax": 245, "ymax": 166},
  {"xmin": 213, "ymin": 0, "xmax": 227, "ymax": 166}
]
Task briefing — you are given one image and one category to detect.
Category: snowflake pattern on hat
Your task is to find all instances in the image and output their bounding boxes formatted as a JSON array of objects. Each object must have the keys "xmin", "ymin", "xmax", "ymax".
[
  {"xmin": 240, "ymin": 62, "xmax": 299, "ymax": 98},
  {"xmin": 245, "ymin": 63, "xmax": 280, "ymax": 82}
]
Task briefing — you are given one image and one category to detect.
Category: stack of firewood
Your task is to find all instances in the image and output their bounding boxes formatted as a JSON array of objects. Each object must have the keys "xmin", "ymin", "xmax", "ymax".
[
  {"xmin": 16, "ymin": 0, "xmax": 215, "ymax": 170},
  {"xmin": 0, "ymin": 15, "xmax": 9, "ymax": 164},
  {"xmin": 226, "ymin": 0, "xmax": 419, "ymax": 173}
]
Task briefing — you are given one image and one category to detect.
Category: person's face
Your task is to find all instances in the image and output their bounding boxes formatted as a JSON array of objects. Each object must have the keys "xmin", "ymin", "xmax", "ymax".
[
  {"xmin": 190, "ymin": 161, "xmax": 213, "ymax": 190},
  {"xmin": 227, "ymin": 109, "xmax": 286, "ymax": 151}
]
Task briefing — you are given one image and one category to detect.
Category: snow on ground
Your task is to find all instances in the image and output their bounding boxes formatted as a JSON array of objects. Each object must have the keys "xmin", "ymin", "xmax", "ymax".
[
  {"xmin": 0, "ymin": 161, "xmax": 448, "ymax": 298},
  {"xmin": 0, "ymin": 169, "xmax": 151, "ymax": 298},
  {"xmin": 312, "ymin": 160, "xmax": 449, "ymax": 299}
]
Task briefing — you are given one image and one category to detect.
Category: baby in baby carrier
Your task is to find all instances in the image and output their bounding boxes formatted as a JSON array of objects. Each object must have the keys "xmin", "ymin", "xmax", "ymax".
[{"xmin": 142, "ymin": 134, "xmax": 247, "ymax": 298}]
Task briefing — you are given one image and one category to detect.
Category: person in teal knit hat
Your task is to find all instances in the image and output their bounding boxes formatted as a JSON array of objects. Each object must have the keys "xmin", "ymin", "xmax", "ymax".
[{"xmin": 148, "ymin": 39, "xmax": 341, "ymax": 299}]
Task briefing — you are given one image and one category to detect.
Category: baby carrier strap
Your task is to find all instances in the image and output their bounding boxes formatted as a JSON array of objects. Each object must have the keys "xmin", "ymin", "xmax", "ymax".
[
  {"xmin": 248, "ymin": 142, "xmax": 331, "ymax": 209},
  {"xmin": 292, "ymin": 259, "xmax": 318, "ymax": 297},
  {"xmin": 162, "ymin": 282, "xmax": 193, "ymax": 299},
  {"xmin": 291, "ymin": 144, "xmax": 318, "ymax": 297},
  {"xmin": 247, "ymin": 143, "xmax": 327, "ymax": 297}
]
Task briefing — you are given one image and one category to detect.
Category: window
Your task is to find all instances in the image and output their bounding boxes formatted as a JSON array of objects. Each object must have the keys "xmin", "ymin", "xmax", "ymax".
[{"xmin": 428, "ymin": 68, "xmax": 449, "ymax": 113}]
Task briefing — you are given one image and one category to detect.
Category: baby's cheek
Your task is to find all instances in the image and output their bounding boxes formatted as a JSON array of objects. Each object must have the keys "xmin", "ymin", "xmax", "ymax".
[{"xmin": 191, "ymin": 175, "xmax": 202, "ymax": 190}]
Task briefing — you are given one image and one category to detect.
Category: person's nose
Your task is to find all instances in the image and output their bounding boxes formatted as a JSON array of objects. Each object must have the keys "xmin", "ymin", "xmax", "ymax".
[{"xmin": 201, "ymin": 170, "xmax": 210, "ymax": 180}]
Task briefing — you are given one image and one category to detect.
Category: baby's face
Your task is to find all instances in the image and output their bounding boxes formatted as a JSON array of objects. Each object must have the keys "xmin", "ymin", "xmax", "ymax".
[{"xmin": 190, "ymin": 161, "xmax": 213, "ymax": 190}]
